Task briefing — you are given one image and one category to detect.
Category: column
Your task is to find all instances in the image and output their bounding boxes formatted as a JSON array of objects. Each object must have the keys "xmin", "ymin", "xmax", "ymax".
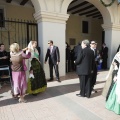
[
  {"xmin": 34, "ymin": 11, "xmax": 69, "ymax": 78},
  {"xmin": 102, "ymin": 24, "xmax": 120, "ymax": 68}
]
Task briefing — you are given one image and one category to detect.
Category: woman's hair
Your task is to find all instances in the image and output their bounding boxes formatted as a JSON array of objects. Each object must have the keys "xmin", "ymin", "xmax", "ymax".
[
  {"xmin": 31, "ymin": 40, "xmax": 37, "ymax": 45},
  {"xmin": 114, "ymin": 59, "xmax": 119, "ymax": 68},
  {"xmin": 10, "ymin": 43, "xmax": 19, "ymax": 53}
]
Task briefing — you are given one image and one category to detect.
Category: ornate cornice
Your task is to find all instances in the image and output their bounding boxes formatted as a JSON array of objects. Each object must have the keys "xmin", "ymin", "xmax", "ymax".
[
  {"xmin": 34, "ymin": 11, "xmax": 69, "ymax": 24},
  {"xmin": 102, "ymin": 24, "xmax": 120, "ymax": 31}
]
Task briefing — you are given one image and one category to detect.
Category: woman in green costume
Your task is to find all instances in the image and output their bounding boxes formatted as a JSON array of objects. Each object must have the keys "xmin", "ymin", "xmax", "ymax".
[
  {"xmin": 105, "ymin": 52, "xmax": 120, "ymax": 115},
  {"xmin": 26, "ymin": 41, "xmax": 47, "ymax": 94}
]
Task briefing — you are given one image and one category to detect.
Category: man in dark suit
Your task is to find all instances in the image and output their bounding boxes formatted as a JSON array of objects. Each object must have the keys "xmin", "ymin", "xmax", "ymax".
[
  {"xmin": 74, "ymin": 40, "xmax": 94, "ymax": 98},
  {"xmin": 90, "ymin": 41, "xmax": 98, "ymax": 93},
  {"xmin": 74, "ymin": 42, "xmax": 82, "ymax": 71},
  {"xmin": 45, "ymin": 40, "xmax": 61, "ymax": 82},
  {"xmin": 102, "ymin": 43, "xmax": 108, "ymax": 69},
  {"xmin": 74, "ymin": 42, "xmax": 82, "ymax": 60}
]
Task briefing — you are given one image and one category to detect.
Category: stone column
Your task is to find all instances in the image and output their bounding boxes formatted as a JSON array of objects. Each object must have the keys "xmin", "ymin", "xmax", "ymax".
[
  {"xmin": 102, "ymin": 24, "xmax": 120, "ymax": 68},
  {"xmin": 34, "ymin": 11, "xmax": 69, "ymax": 79}
]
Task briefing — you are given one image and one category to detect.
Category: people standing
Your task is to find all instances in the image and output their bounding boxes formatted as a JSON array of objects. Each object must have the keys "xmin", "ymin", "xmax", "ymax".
[
  {"xmin": 45, "ymin": 40, "xmax": 61, "ymax": 82},
  {"xmin": 10, "ymin": 43, "xmax": 31, "ymax": 102},
  {"xmin": 26, "ymin": 41, "xmax": 47, "ymax": 95},
  {"xmin": 74, "ymin": 42, "xmax": 82, "ymax": 60},
  {"xmin": 74, "ymin": 42, "xmax": 82, "ymax": 71},
  {"xmin": 66, "ymin": 43, "xmax": 71, "ymax": 72},
  {"xmin": 0, "ymin": 43, "xmax": 10, "ymax": 87},
  {"xmin": 0, "ymin": 43, "xmax": 9, "ymax": 66},
  {"xmin": 102, "ymin": 43, "xmax": 108, "ymax": 70},
  {"xmin": 90, "ymin": 41, "xmax": 98, "ymax": 93},
  {"xmin": 75, "ymin": 39, "xmax": 94, "ymax": 98}
]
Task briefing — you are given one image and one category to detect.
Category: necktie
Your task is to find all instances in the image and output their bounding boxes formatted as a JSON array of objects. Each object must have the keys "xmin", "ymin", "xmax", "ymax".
[{"xmin": 50, "ymin": 47, "xmax": 52, "ymax": 53}]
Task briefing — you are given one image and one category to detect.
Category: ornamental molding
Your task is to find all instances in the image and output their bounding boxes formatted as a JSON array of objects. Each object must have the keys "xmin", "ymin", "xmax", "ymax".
[
  {"xmin": 100, "ymin": 0, "xmax": 115, "ymax": 7},
  {"xmin": 34, "ymin": 11, "xmax": 69, "ymax": 24},
  {"xmin": 102, "ymin": 24, "xmax": 120, "ymax": 31}
]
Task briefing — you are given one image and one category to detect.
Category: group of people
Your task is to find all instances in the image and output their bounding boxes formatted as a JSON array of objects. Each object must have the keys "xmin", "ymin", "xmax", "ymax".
[
  {"xmin": 66, "ymin": 41, "xmax": 108, "ymax": 73},
  {"xmin": 73, "ymin": 39, "xmax": 120, "ymax": 115},
  {"xmin": 0, "ymin": 39, "xmax": 61, "ymax": 103},
  {"xmin": 1, "ymin": 38, "xmax": 120, "ymax": 115},
  {"xmin": 10, "ymin": 41, "xmax": 47, "ymax": 102},
  {"xmin": 74, "ymin": 40, "xmax": 98, "ymax": 98}
]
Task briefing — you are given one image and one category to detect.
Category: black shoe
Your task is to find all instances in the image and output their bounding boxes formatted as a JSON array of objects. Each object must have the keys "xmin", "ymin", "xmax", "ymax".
[
  {"xmin": 57, "ymin": 79, "xmax": 61, "ymax": 82},
  {"xmin": 92, "ymin": 89, "xmax": 97, "ymax": 93},
  {"xmin": 32, "ymin": 94, "xmax": 38, "ymax": 96},
  {"xmin": 76, "ymin": 94, "xmax": 85, "ymax": 97},
  {"xmin": 86, "ymin": 96, "xmax": 90, "ymax": 98},
  {"xmin": 48, "ymin": 78, "xmax": 53, "ymax": 81}
]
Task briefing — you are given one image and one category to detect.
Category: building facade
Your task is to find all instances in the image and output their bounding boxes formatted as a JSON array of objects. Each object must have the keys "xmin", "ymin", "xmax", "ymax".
[{"xmin": 0, "ymin": 0, "xmax": 120, "ymax": 78}]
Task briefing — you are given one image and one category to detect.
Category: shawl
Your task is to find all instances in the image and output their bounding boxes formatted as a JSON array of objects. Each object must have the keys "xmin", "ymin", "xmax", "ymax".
[
  {"xmin": 26, "ymin": 41, "xmax": 39, "ymax": 70},
  {"xmin": 102, "ymin": 52, "xmax": 120, "ymax": 97}
]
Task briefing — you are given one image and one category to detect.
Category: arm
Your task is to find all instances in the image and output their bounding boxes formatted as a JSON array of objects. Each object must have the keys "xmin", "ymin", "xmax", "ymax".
[
  {"xmin": 74, "ymin": 50, "xmax": 83, "ymax": 65},
  {"xmin": 91, "ymin": 52, "xmax": 95, "ymax": 72},
  {"xmin": 45, "ymin": 49, "xmax": 49, "ymax": 62},
  {"xmin": 22, "ymin": 52, "xmax": 31, "ymax": 59},
  {"xmin": 0, "ymin": 51, "xmax": 8, "ymax": 59},
  {"xmin": 56, "ymin": 47, "xmax": 60, "ymax": 62}
]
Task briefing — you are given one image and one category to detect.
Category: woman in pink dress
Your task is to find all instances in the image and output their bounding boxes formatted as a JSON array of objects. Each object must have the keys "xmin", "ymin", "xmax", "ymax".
[{"xmin": 10, "ymin": 43, "xmax": 31, "ymax": 103}]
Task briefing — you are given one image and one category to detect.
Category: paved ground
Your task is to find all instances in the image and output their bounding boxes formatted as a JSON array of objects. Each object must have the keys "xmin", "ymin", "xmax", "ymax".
[{"xmin": 0, "ymin": 70, "xmax": 120, "ymax": 120}]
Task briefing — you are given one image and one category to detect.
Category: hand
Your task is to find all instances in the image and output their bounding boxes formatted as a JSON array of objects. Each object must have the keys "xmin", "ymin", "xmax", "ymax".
[
  {"xmin": 22, "ymin": 47, "xmax": 28, "ymax": 51},
  {"xmin": 113, "ymin": 76, "xmax": 117, "ymax": 82},
  {"xmin": 57, "ymin": 62, "xmax": 59, "ymax": 65},
  {"xmin": 27, "ymin": 48, "xmax": 31, "ymax": 52},
  {"xmin": 2, "ymin": 56, "xmax": 7, "ymax": 59}
]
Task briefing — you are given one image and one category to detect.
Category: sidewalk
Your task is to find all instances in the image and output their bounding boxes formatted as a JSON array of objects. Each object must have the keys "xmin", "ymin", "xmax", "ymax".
[{"xmin": 0, "ymin": 71, "xmax": 120, "ymax": 120}]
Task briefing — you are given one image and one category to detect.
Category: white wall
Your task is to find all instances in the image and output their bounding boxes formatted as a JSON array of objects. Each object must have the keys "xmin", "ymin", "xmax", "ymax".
[{"xmin": 38, "ymin": 21, "xmax": 66, "ymax": 78}]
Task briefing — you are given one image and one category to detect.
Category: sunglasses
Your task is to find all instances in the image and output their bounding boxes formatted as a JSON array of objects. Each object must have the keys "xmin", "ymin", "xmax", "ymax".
[{"xmin": 91, "ymin": 43, "xmax": 96, "ymax": 45}]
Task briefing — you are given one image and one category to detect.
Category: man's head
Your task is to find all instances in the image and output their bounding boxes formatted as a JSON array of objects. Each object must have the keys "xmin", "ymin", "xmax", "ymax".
[
  {"xmin": 48, "ymin": 40, "xmax": 53, "ymax": 46},
  {"xmin": 102, "ymin": 43, "xmax": 106, "ymax": 47},
  {"xmin": 0, "ymin": 43, "xmax": 5, "ymax": 51},
  {"xmin": 90, "ymin": 41, "xmax": 97, "ymax": 49},
  {"xmin": 81, "ymin": 39, "xmax": 90, "ymax": 49}
]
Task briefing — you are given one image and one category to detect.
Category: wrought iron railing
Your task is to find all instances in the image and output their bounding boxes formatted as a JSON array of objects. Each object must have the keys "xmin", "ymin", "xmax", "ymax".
[{"xmin": 0, "ymin": 19, "xmax": 38, "ymax": 50}]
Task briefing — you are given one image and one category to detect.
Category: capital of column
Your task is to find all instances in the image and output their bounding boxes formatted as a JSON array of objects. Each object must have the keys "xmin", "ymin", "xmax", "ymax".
[
  {"xmin": 102, "ymin": 24, "xmax": 120, "ymax": 31},
  {"xmin": 34, "ymin": 11, "xmax": 69, "ymax": 24}
]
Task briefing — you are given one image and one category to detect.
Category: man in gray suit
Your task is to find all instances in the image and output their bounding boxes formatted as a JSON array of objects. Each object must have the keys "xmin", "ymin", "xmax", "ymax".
[{"xmin": 45, "ymin": 40, "xmax": 61, "ymax": 82}]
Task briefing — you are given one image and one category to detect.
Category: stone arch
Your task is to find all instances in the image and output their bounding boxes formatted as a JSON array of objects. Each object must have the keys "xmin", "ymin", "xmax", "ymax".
[
  {"xmin": 31, "ymin": 0, "xmax": 47, "ymax": 12},
  {"xmin": 61, "ymin": 0, "xmax": 112, "ymax": 25}
]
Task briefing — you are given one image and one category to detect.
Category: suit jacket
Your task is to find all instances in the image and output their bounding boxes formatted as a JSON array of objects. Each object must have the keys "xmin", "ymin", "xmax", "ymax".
[
  {"xmin": 75, "ymin": 47, "xmax": 94, "ymax": 75},
  {"xmin": 74, "ymin": 44, "xmax": 82, "ymax": 60},
  {"xmin": 45, "ymin": 46, "xmax": 60, "ymax": 64},
  {"xmin": 91, "ymin": 48, "xmax": 97, "ymax": 70},
  {"xmin": 0, "ymin": 50, "xmax": 9, "ymax": 66},
  {"xmin": 102, "ymin": 47, "xmax": 108, "ymax": 59}
]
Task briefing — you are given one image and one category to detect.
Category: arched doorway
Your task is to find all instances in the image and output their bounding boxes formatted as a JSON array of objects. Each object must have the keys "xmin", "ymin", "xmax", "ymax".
[
  {"xmin": 66, "ymin": 0, "xmax": 105, "ymax": 47},
  {"xmin": 64, "ymin": 0, "xmax": 112, "ymax": 72}
]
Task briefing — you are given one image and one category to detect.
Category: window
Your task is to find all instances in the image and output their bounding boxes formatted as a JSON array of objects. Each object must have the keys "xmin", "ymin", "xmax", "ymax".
[
  {"xmin": 0, "ymin": 9, "xmax": 4, "ymax": 27},
  {"xmin": 82, "ymin": 21, "xmax": 88, "ymax": 34}
]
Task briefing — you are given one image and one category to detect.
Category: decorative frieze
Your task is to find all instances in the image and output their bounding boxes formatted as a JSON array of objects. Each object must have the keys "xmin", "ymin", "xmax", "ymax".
[{"xmin": 34, "ymin": 11, "xmax": 69, "ymax": 24}]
